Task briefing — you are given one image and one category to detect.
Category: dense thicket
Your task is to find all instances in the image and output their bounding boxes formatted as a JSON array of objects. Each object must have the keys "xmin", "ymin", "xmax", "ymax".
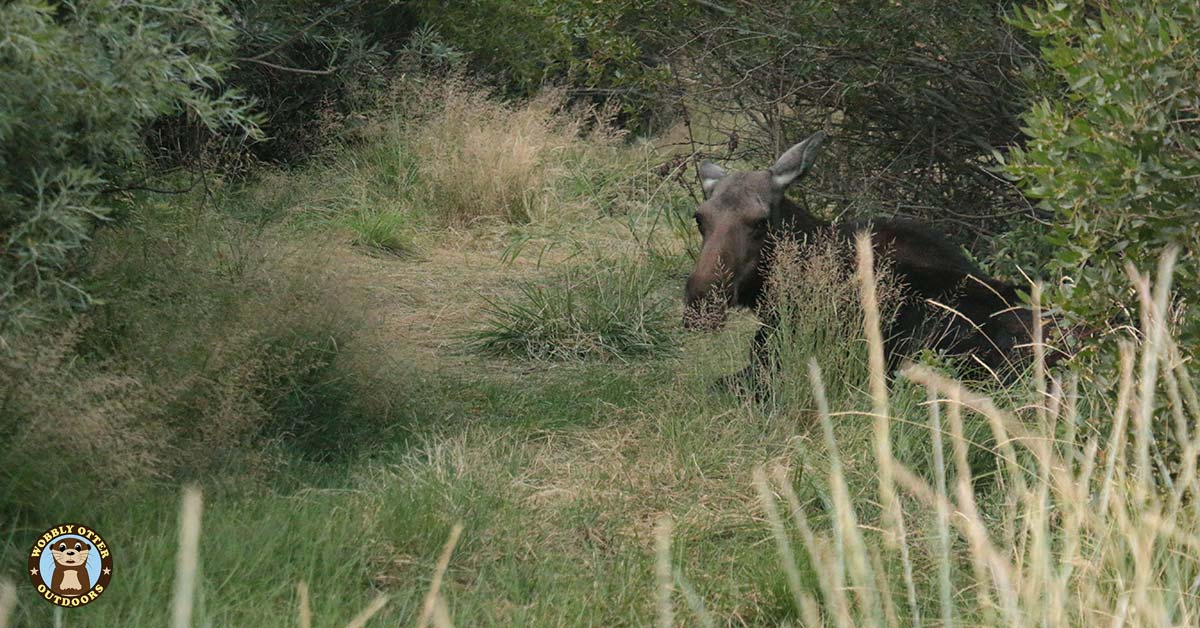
[
  {"xmin": 408, "ymin": 0, "xmax": 684, "ymax": 133},
  {"xmin": 0, "ymin": 0, "xmax": 257, "ymax": 328},
  {"xmin": 147, "ymin": 0, "xmax": 418, "ymax": 165},
  {"xmin": 668, "ymin": 0, "xmax": 1038, "ymax": 247}
]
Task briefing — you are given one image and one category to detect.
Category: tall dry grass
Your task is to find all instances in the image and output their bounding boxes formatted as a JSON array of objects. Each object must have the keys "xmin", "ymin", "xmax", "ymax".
[
  {"xmin": 227, "ymin": 76, "xmax": 647, "ymax": 255},
  {"xmin": 729, "ymin": 242, "xmax": 1200, "ymax": 626},
  {"xmin": 410, "ymin": 81, "xmax": 616, "ymax": 225},
  {"xmin": 754, "ymin": 233, "xmax": 900, "ymax": 409}
]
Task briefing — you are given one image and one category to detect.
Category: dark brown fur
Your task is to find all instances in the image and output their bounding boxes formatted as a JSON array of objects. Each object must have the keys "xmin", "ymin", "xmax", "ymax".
[{"xmin": 684, "ymin": 131, "xmax": 1032, "ymax": 377}]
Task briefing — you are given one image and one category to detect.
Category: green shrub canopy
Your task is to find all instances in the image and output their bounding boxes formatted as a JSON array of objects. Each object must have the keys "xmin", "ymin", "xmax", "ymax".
[
  {"xmin": 1006, "ymin": 1, "xmax": 1200, "ymax": 347},
  {"xmin": 0, "ymin": 0, "xmax": 257, "ymax": 327}
]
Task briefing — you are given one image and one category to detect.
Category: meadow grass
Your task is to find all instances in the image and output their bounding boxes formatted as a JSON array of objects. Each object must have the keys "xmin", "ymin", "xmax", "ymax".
[
  {"xmin": 3, "ymin": 82, "xmax": 1198, "ymax": 627},
  {"xmin": 7, "ymin": 240, "xmax": 1193, "ymax": 626}
]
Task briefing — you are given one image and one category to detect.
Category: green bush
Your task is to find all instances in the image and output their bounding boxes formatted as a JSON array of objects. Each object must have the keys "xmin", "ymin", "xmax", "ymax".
[
  {"xmin": 1003, "ymin": 1, "xmax": 1200, "ymax": 348},
  {"xmin": 470, "ymin": 260, "xmax": 675, "ymax": 361},
  {"xmin": 151, "ymin": 0, "xmax": 412, "ymax": 164},
  {"xmin": 0, "ymin": 0, "xmax": 256, "ymax": 329}
]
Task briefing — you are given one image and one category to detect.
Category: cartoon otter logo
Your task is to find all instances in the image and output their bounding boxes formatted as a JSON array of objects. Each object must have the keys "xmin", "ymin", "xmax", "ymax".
[
  {"xmin": 50, "ymin": 538, "xmax": 91, "ymax": 596},
  {"xmin": 27, "ymin": 524, "xmax": 114, "ymax": 607}
]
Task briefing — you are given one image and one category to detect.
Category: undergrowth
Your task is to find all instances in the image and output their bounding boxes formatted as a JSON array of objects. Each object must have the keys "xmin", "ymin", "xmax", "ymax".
[{"xmin": 0, "ymin": 200, "xmax": 399, "ymax": 520}]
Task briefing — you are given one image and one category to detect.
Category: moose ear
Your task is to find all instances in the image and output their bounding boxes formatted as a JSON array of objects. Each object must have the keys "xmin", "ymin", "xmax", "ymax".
[
  {"xmin": 699, "ymin": 162, "xmax": 727, "ymax": 198},
  {"xmin": 769, "ymin": 131, "xmax": 827, "ymax": 189}
]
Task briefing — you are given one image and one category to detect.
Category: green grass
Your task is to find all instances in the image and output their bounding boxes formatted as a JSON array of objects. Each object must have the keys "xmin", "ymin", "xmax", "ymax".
[
  {"xmin": 469, "ymin": 259, "xmax": 677, "ymax": 361},
  {"xmin": 345, "ymin": 209, "xmax": 418, "ymax": 256},
  {"xmin": 4, "ymin": 82, "xmax": 1199, "ymax": 627}
]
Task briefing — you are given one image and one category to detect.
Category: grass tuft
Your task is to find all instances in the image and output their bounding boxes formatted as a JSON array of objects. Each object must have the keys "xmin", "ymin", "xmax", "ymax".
[
  {"xmin": 754, "ymin": 233, "xmax": 900, "ymax": 410},
  {"xmin": 346, "ymin": 209, "xmax": 417, "ymax": 256},
  {"xmin": 469, "ymin": 259, "xmax": 676, "ymax": 361}
]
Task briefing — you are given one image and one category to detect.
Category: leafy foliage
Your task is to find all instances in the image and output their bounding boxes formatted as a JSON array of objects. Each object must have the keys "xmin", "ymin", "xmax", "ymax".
[
  {"xmin": 158, "ymin": 0, "xmax": 410, "ymax": 163},
  {"xmin": 0, "ymin": 0, "xmax": 257, "ymax": 328},
  {"xmin": 1004, "ymin": 1, "xmax": 1200, "ymax": 347}
]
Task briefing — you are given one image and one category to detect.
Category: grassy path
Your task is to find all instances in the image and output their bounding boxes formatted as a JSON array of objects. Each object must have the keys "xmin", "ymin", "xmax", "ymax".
[{"xmin": 11, "ymin": 220, "xmax": 812, "ymax": 626}]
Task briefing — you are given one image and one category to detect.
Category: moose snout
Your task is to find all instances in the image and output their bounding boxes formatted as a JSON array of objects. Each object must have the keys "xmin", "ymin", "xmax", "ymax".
[{"xmin": 683, "ymin": 274, "xmax": 730, "ymax": 331}]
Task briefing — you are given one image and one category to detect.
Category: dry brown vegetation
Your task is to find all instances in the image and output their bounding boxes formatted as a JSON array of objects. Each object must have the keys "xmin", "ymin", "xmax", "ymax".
[{"xmin": 409, "ymin": 82, "xmax": 620, "ymax": 225}]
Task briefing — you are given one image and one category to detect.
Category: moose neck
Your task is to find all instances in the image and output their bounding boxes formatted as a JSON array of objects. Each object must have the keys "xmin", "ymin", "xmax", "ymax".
[{"xmin": 773, "ymin": 196, "xmax": 828, "ymax": 237}]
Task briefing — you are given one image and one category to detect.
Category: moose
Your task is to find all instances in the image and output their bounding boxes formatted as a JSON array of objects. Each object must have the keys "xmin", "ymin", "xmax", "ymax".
[{"xmin": 683, "ymin": 131, "xmax": 1034, "ymax": 384}]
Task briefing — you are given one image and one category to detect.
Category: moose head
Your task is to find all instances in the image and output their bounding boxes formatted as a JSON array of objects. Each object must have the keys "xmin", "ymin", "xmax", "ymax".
[{"xmin": 683, "ymin": 131, "xmax": 828, "ymax": 330}]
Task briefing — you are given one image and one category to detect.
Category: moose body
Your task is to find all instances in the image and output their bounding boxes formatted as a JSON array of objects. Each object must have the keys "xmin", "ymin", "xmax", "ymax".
[{"xmin": 683, "ymin": 131, "xmax": 1031, "ymax": 378}]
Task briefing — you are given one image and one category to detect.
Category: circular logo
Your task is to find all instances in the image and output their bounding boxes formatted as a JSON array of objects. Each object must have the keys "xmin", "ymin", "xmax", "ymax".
[{"xmin": 27, "ymin": 524, "xmax": 113, "ymax": 607}]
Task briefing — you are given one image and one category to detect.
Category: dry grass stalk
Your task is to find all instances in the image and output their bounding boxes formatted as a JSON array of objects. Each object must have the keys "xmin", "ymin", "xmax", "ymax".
[
  {"xmin": 1097, "ymin": 342, "xmax": 1137, "ymax": 516},
  {"xmin": 853, "ymin": 232, "xmax": 919, "ymax": 626},
  {"xmin": 773, "ymin": 467, "xmax": 847, "ymax": 628},
  {"xmin": 171, "ymin": 487, "xmax": 203, "ymax": 628},
  {"xmin": 345, "ymin": 594, "xmax": 389, "ymax": 628},
  {"xmin": 926, "ymin": 384, "xmax": 955, "ymax": 628},
  {"xmin": 0, "ymin": 579, "xmax": 14, "ymax": 628},
  {"xmin": 1032, "ymin": 282, "xmax": 1048, "ymax": 430},
  {"xmin": 432, "ymin": 597, "xmax": 454, "ymax": 628},
  {"xmin": 654, "ymin": 517, "xmax": 674, "ymax": 628},
  {"xmin": 672, "ymin": 567, "xmax": 715, "ymax": 628},
  {"xmin": 297, "ymin": 581, "xmax": 312, "ymax": 628},
  {"xmin": 417, "ymin": 523, "xmax": 463, "ymax": 628},
  {"xmin": 753, "ymin": 469, "xmax": 809, "ymax": 622},
  {"xmin": 943, "ymin": 385, "xmax": 1000, "ymax": 623},
  {"xmin": 806, "ymin": 360, "xmax": 879, "ymax": 625}
]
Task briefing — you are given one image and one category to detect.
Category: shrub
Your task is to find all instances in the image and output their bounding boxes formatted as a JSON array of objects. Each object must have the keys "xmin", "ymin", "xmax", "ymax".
[
  {"xmin": 0, "ymin": 0, "xmax": 256, "ymax": 329},
  {"xmin": 147, "ymin": 0, "xmax": 417, "ymax": 165},
  {"xmin": 470, "ymin": 259, "xmax": 675, "ymax": 361},
  {"xmin": 0, "ymin": 324, "xmax": 170, "ymax": 515},
  {"xmin": 1002, "ymin": 1, "xmax": 1200, "ymax": 350},
  {"xmin": 669, "ymin": 0, "xmax": 1036, "ymax": 244}
]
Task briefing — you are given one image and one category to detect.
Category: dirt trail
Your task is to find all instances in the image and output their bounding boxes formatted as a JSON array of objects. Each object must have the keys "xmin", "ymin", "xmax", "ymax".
[
  {"xmin": 331, "ymin": 231, "xmax": 530, "ymax": 366},
  {"xmin": 343, "ymin": 218, "xmax": 675, "ymax": 365}
]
